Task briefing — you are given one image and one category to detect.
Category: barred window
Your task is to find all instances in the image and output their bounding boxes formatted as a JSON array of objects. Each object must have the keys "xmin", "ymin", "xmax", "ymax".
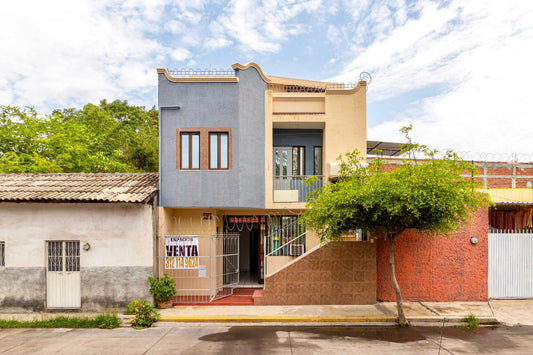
[
  {"xmin": 47, "ymin": 241, "xmax": 80, "ymax": 272},
  {"xmin": 0, "ymin": 241, "xmax": 5, "ymax": 266}
]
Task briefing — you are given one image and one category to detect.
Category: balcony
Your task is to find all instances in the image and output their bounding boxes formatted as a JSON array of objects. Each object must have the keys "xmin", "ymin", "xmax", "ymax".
[{"xmin": 273, "ymin": 175, "xmax": 323, "ymax": 203}]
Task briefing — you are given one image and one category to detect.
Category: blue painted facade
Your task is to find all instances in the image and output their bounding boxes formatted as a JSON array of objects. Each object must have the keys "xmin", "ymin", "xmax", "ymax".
[{"xmin": 158, "ymin": 66, "xmax": 267, "ymax": 208}]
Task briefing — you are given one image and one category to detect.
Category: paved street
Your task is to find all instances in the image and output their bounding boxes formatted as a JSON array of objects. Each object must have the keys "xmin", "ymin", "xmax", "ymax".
[{"xmin": 1, "ymin": 325, "xmax": 533, "ymax": 354}]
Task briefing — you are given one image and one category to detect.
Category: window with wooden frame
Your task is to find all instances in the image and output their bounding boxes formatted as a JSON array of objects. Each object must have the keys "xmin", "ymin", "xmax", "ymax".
[
  {"xmin": 209, "ymin": 132, "xmax": 229, "ymax": 169},
  {"xmin": 180, "ymin": 132, "xmax": 200, "ymax": 169},
  {"xmin": 292, "ymin": 146, "xmax": 305, "ymax": 176},
  {"xmin": 314, "ymin": 146, "xmax": 322, "ymax": 175}
]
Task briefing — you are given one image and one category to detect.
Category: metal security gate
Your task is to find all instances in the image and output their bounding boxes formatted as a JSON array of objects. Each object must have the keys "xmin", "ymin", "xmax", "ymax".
[
  {"xmin": 489, "ymin": 233, "xmax": 533, "ymax": 298},
  {"xmin": 159, "ymin": 233, "xmax": 239, "ymax": 304},
  {"xmin": 46, "ymin": 241, "xmax": 81, "ymax": 308}
]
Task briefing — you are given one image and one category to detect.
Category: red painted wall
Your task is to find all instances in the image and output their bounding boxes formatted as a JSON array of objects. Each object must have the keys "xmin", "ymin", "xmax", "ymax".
[{"xmin": 376, "ymin": 208, "xmax": 488, "ymax": 302}]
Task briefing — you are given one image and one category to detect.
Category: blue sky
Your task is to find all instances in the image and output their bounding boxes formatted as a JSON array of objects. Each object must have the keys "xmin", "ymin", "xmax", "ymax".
[{"xmin": 1, "ymin": 0, "xmax": 532, "ymax": 158}]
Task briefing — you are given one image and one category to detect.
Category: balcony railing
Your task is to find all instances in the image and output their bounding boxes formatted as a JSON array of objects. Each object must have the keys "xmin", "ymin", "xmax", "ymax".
[{"xmin": 273, "ymin": 175, "xmax": 323, "ymax": 202}]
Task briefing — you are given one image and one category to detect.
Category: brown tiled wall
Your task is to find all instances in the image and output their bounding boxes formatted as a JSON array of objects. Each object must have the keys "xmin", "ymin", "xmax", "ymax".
[{"xmin": 255, "ymin": 241, "xmax": 376, "ymax": 305}]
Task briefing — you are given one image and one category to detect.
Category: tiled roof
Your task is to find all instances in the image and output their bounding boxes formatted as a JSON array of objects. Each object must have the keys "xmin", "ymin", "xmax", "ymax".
[{"xmin": 0, "ymin": 173, "xmax": 158, "ymax": 203}]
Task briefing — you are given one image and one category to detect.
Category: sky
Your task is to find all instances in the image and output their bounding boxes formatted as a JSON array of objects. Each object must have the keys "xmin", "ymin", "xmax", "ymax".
[{"xmin": 1, "ymin": 0, "xmax": 532, "ymax": 160}]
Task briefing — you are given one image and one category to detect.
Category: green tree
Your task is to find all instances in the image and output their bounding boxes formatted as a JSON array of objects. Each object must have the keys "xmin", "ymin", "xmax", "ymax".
[
  {"xmin": 0, "ymin": 100, "xmax": 158, "ymax": 173},
  {"xmin": 301, "ymin": 127, "xmax": 491, "ymax": 324}
]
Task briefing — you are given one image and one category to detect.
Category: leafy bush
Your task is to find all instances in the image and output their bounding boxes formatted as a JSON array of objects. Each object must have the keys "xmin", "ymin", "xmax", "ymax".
[
  {"xmin": 128, "ymin": 300, "xmax": 160, "ymax": 328},
  {"xmin": 0, "ymin": 313, "xmax": 120, "ymax": 329},
  {"xmin": 148, "ymin": 274, "xmax": 177, "ymax": 303},
  {"xmin": 126, "ymin": 300, "xmax": 141, "ymax": 315}
]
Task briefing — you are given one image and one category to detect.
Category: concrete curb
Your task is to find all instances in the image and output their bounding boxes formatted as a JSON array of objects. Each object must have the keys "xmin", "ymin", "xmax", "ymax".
[
  {"xmin": 406, "ymin": 316, "xmax": 500, "ymax": 326},
  {"xmin": 159, "ymin": 316, "xmax": 398, "ymax": 323}
]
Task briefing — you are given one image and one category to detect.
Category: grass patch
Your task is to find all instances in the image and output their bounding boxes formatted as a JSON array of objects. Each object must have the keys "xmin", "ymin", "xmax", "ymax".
[
  {"xmin": 0, "ymin": 313, "xmax": 120, "ymax": 329},
  {"xmin": 462, "ymin": 313, "xmax": 479, "ymax": 329},
  {"xmin": 454, "ymin": 313, "xmax": 479, "ymax": 331}
]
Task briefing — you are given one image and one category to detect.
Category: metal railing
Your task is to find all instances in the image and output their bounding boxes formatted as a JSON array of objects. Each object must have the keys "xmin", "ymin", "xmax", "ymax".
[
  {"xmin": 264, "ymin": 231, "xmax": 307, "ymax": 277},
  {"xmin": 267, "ymin": 83, "xmax": 358, "ymax": 93},
  {"xmin": 273, "ymin": 175, "xmax": 323, "ymax": 202},
  {"xmin": 167, "ymin": 68, "xmax": 235, "ymax": 77},
  {"xmin": 157, "ymin": 233, "xmax": 239, "ymax": 304},
  {"xmin": 266, "ymin": 230, "xmax": 307, "ymax": 257}
]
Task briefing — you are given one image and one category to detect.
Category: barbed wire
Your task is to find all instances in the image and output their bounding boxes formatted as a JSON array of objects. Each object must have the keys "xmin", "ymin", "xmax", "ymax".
[{"xmin": 369, "ymin": 150, "xmax": 533, "ymax": 163}]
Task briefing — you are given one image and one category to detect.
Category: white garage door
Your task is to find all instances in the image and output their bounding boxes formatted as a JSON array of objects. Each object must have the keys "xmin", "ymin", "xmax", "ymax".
[{"xmin": 489, "ymin": 233, "xmax": 533, "ymax": 298}]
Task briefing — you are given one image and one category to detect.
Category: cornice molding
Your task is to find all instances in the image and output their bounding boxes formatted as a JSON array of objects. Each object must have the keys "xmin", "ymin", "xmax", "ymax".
[{"xmin": 231, "ymin": 62, "xmax": 271, "ymax": 83}]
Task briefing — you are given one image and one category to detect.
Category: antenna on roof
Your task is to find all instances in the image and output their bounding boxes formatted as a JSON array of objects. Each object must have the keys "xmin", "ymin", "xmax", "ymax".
[{"xmin": 359, "ymin": 72, "xmax": 372, "ymax": 85}]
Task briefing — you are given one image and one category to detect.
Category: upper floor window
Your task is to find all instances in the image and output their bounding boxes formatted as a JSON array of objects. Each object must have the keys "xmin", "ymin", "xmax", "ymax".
[
  {"xmin": 181, "ymin": 132, "xmax": 200, "ymax": 169},
  {"xmin": 209, "ymin": 132, "xmax": 229, "ymax": 169}
]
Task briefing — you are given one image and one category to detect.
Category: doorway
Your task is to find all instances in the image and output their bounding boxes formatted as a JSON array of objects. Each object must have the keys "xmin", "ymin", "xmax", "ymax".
[
  {"xmin": 46, "ymin": 241, "xmax": 81, "ymax": 308},
  {"xmin": 224, "ymin": 216, "xmax": 265, "ymax": 287}
]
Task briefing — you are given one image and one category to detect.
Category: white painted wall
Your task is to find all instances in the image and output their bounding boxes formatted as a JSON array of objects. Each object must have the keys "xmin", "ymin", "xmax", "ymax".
[{"xmin": 0, "ymin": 202, "xmax": 153, "ymax": 268}]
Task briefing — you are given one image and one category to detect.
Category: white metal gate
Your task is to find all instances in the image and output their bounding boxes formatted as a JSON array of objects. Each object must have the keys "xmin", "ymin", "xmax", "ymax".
[
  {"xmin": 159, "ymin": 233, "xmax": 239, "ymax": 304},
  {"xmin": 46, "ymin": 241, "xmax": 81, "ymax": 308},
  {"xmin": 489, "ymin": 233, "xmax": 533, "ymax": 298}
]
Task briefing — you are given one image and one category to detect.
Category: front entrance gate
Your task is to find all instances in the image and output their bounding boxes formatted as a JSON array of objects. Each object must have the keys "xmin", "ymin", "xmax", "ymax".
[
  {"xmin": 489, "ymin": 233, "xmax": 533, "ymax": 298},
  {"xmin": 158, "ymin": 233, "xmax": 239, "ymax": 304},
  {"xmin": 46, "ymin": 241, "xmax": 81, "ymax": 308}
]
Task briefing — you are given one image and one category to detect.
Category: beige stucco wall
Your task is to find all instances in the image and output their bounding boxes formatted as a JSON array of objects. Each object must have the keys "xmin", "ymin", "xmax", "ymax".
[
  {"xmin": 0, "ymin": 202, "xmax": 154, "ymax": 268},
  {"xmin": 265, "ymin": 84, "xmax": 367, "ymax": 209}
]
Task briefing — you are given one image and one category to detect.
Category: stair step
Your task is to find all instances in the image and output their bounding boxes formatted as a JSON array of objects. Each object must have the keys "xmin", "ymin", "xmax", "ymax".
[{"xmin": 173, "ymin": 288, "xmax": 260, "ymax": 306}]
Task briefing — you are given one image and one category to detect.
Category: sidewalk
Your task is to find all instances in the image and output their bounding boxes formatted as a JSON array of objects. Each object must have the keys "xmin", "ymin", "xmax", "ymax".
[
  {"xmin": 156, "ymin": 300, "xmax": 529, "ymax": 326},
  {"xmin": 2, "ymin": 300, "xmax": 531, "ymax": 327}
]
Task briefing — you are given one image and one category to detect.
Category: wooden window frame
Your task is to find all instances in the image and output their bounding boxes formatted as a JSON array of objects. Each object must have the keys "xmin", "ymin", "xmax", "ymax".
[
  {"xmin": 209, "ymin": 132, "xmax": 229, "ymax": 170},
  {"xmin": 176, "ymin": 128, "xmax": 232, "ymax": 170},
  {"xmin": 180, "ymin": 132, "xmax": 200, "ymax": 170}
]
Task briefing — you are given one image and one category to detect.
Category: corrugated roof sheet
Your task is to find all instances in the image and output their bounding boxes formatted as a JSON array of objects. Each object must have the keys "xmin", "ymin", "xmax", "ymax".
[{"xmin": 0, "ymin": 173, "xmax": 158, "ymax": 203}]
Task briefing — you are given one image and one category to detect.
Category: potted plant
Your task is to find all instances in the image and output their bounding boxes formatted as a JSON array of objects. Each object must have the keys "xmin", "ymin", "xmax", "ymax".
[{"xmin": 148, "ymin": 274, "xmax": 177, "ymax": 309}]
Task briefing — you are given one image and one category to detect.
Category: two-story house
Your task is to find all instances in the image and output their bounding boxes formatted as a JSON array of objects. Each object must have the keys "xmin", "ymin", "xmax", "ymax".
[{"xmin": 157, "ymin": 62, "xmax": 372, "ymax": 304}]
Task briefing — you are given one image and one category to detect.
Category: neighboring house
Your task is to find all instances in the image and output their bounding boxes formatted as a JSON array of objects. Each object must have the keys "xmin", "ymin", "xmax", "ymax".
[
  {"xmin": 375, "ymin": 159, "xmax": 533, "ymax": 302},
  {"xmin": 157, "ymin": 62, "xmax": 375, "ymax": 305},
  {"xmin": 0, "ymin": 173, "xmax": 158, "ymax": 312}
]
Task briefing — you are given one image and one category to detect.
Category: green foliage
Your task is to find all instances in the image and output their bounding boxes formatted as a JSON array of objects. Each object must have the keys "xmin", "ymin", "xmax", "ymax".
[
  {"xmin": 0, "ymin": 100, "xmax": 158, "ymax": 173},
  {"xmin": 301, "ymin": 126, "xmax": 492, "ymax": 325},
  {"xmin": 126, "ymin": 299, "xmax": 141, "ymax": 315},
  {"xmin": 0, "ymin": 313, "xmax": 120, "ymax": 329},
  {"xmin": 148, "ymin": 274, "xmax": 177, "ymax": 303},
  {"xmin": 462, "ymin": 313, "xmax": 479, "ymax": 329},
  {"xmin": 127, "ymin": 300, "xmax": 160, "ymax": 328},
  {"xmin": 302, "ymin": 127, "xmax": 492, "ymax": 242}
]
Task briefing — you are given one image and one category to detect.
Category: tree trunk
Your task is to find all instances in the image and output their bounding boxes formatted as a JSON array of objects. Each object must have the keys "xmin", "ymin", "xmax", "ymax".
[{"xmin": 389, "ymin": 236, "xmax": 408, "ymax": 325}]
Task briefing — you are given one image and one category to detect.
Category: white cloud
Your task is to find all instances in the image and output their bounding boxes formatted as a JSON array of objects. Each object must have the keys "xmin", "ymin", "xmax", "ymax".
[
  {"xmin": 333, "ymin": 0, "xmax": 533, "ymax": 156},
  {"xmin": 206, "ymin": 0, "xmax": 323, "ymax": 54},
  {"xmin": 0, "ymin": 0, "xmax": 165, "ymax": 110},
  {"xmin": 171, "ymin": 48, "xmax": 192, "ymax": 61}
]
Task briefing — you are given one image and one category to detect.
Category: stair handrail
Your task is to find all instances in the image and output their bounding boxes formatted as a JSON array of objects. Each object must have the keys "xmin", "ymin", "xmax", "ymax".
[{"xmin": 266, "ymin": 230, "xmax": 307, "ymax": 257}]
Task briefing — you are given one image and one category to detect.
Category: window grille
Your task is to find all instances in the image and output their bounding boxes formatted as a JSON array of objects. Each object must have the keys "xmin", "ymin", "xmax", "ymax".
[
  {"xmin": 47, "ymin": 241, "xmax": 80, "ymax": 272},
  {"xmin": 0, "ymin": 241, "xmax": 5, "ymax": 266}
]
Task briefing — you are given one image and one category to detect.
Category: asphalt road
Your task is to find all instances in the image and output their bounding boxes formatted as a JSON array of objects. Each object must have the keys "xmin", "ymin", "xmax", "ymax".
[{"xmin": 1, "ymin": 324, "xmax": 532, "ymax": 354}]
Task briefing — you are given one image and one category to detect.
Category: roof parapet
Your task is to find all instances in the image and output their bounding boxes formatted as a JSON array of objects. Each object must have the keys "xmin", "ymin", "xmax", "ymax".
[{"xmin": 156, "ymin": 68, "xmax": 238, "ymax": 83}]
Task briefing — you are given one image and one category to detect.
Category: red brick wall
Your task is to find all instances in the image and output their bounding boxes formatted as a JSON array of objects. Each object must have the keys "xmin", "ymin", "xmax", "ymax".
[
  {"xmin": 256, "ymin": 241, "xmax": 376, "ymax": 305},
  {"xmin": 376, "ymin": 208, "xmax": 488, "ymax": 302},
  {"xmin": 378, "ymin": 158, "xmax": 533, "ymax": 189}
]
